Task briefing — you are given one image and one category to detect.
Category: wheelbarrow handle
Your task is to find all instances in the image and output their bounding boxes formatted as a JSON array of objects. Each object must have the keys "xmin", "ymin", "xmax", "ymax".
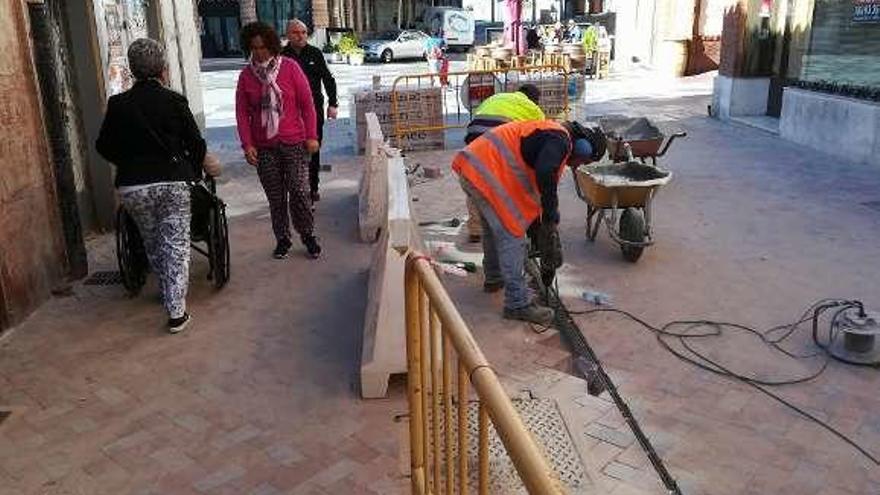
[
  {"xmin": 656, "ymin": 131, "xmax": 687, "ymax": 158},
  {"xmin": 569, "ymin": 165, "xmax": 587, "ymax": 200}
]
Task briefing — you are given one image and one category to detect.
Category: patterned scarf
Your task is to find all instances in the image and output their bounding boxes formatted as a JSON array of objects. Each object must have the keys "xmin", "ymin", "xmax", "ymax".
[{"xmin": 249, "ymin": 55, "xmax": 284, "ymax": 139}]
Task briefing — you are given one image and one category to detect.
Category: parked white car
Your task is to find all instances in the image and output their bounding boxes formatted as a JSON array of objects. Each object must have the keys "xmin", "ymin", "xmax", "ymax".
[{"xmin": 360, "ymin": 30, "xmax": 431, "ymax": 63}]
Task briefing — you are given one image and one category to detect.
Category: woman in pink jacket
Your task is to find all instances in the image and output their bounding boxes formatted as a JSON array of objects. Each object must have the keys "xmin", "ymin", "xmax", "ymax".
[{"xmin": 236, "ymin": 22, "xmax": 321, "ymax": 259}]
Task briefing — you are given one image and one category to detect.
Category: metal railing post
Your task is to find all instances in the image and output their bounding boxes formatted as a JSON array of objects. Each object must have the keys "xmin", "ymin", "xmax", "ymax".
[
  {"xmin": 405, "ymin": 268, "xmax": 426, "ymax": 494},
  {"xmin": 404, "ymin": 253, "xmax": 565, "ymax": 495}
]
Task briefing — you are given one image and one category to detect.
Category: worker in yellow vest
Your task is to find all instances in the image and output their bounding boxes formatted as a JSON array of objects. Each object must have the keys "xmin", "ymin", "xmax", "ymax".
[
  {"xmin": 453, "ymin": 119, "xmax": 606, "ymax": 324},
  {"xmin": 464, "ymin": 84, "xmax": 544, "ymax": 243}
]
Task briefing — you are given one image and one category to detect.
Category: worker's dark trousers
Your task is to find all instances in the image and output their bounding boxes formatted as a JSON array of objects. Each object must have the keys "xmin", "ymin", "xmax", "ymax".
[
  {"xmin": 460, "ymin": 179, "xmax": 530, "ymax": 310},
  {"xmin": 309, "ymin": 109, "xmax": 324, "ymax": 195}
]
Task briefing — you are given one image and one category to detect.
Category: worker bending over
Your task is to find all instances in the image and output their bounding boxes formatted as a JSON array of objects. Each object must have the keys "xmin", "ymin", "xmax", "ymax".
[
  {"xmin": 453, "ymin": 119, "xmax": 605, "ymax": 325},
  {"xmin": 464, "ymin": 84, "xmax": 544, "ymax": 242}
]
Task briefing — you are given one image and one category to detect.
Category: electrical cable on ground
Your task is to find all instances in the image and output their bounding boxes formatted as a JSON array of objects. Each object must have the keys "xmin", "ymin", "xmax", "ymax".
[
  {"xmin": 547, "ymin": 296, "xmax": 879, "ymax": 466},
  {"xmin": 525, "ymin": 259, "xmax": 683, "ymax": 495}
]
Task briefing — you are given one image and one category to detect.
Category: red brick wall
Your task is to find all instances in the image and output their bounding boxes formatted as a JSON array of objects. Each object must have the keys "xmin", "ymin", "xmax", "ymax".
[
  {"xmin": 687, "ymin": 35, "xmax": 722, "ymax": 75},
  {"xmin": 0, "ymin": 0, "xmax": 65, "ymax": 330}
]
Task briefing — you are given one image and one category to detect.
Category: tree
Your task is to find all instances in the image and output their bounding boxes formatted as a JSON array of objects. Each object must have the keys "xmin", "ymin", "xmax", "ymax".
[{"xmin": 240, "ymin": 0, "xmax": 257, "ymax": 25}]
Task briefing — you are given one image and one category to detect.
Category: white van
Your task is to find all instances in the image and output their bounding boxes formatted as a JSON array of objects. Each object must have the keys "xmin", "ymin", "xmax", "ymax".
[{"xmin": 422, "ymin": 7, "xmax": 475, "ymax": 51}]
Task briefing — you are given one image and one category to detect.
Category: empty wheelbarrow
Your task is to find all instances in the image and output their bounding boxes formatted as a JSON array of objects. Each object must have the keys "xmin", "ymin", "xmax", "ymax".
[
  {"xmin": 572, "ymin": 147, "xmax": 672, "ymax": 262},
  {"xmin": 598, "ymin": 116, "xmax": 686, "ymax": 165}
]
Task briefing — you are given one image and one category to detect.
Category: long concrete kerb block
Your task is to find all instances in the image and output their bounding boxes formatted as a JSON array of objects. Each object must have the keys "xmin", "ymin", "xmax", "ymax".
[
  {"xmin": 358, "ymin": 113, "xmax": 391, "ymax": 243},
  {"xmin": 360, "ymin": 127, "xmax": 423, "ymax": 398}
]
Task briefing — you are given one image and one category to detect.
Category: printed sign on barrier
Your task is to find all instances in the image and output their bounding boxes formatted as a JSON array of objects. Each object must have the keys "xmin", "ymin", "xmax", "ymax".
[{"xmin": 353, "ymin": 86, "xmax": 445, "ymax": 153}]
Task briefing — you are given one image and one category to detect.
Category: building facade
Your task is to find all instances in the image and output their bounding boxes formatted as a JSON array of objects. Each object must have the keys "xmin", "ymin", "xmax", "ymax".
[
  {"xmin": 796, "ymin": 0, "xmax": 880, "ymax": 88},
  {"xmin": 199, "ymin": 0, "xmax": 319, "ymax": 58},
  {"xmin": 198, "ymin": 0, "xmax": 464, "ymax": 56},
  {"xmin": 0, "ymin": 0, "xmax": 203, "ymax": 332},
  {"xmin": 713, "ymin": 0, "xmax": 880, "ymax": 164}
]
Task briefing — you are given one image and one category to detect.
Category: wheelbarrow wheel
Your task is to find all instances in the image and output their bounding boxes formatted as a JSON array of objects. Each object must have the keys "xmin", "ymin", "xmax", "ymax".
[{"xmin": 619, "ymin": 208, "xmax": 646, "ymax": 263}]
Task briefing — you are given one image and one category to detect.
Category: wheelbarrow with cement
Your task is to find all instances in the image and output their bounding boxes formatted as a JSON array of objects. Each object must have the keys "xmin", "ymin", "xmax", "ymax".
[
  {"xmin": 598, "ymin": 116, "xmax": 686, "ymax": 164},
  {"xmin": 572, "ymin": 146, "xmax": 672, "ymax": 262}
]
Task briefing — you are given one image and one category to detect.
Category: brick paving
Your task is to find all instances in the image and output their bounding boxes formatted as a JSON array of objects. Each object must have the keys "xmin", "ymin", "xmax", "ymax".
[
  {"xmin": 408, "ymin": 88, "xmax": 880, "ymax": 494},
  {"xmin": 0, "ymin": 158, "xmax": 410, "ymax": 494},
  {"xmin": 3, "ymin": 69, "xmax": 880, "ymax": 495}
]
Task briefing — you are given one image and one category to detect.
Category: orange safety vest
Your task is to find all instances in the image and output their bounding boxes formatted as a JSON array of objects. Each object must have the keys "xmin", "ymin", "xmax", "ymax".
[{"xmin": 452, "ymin": 120, "xmax": 571, "ymax": 237}]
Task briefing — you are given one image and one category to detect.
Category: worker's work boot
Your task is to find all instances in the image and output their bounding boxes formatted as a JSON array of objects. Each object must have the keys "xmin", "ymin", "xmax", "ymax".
[
  {"xmin": 503, "ymin": 303, "xmax": 554, "ymax": 326},
  {"xmin": 483, "ymin": 279, "xmax": 504, "ymax": 293}
]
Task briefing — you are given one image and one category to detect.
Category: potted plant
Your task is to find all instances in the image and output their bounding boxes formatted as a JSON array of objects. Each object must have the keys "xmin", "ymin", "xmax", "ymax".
[
  {"xmin": 337, "ymin": 33, "xmax": 361, "ymax": 65},
  {"xmin": 712, "ymin": 4, "xmax": 778, "ymax": 120},
  {"xmin": 323, "ymin": 43, "xmax": 343, "ymax": 64}
]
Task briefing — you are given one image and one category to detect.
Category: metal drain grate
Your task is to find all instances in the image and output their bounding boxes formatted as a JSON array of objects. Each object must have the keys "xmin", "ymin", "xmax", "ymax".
[
  {"xmin": 862, "ymin": 200, "xmax": 880, "ymax": 212},
  {"xmin": 429, "ymin": 397, "xmax": 588, "ymax": 494},
  {"xmin": 83, "ymin": 271, "xmax": 123, "ymax": 286}
]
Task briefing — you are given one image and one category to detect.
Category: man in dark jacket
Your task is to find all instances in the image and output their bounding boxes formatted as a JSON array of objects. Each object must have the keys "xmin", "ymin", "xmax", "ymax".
[{"xmin": 283, "ymin": 19, "xmax": 338, "ymax": 203}]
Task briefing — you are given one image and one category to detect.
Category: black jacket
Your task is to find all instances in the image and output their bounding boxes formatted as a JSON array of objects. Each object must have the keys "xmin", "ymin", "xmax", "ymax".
[
  {"xmin": 281, "ymin": 44, "xmax": 338, "ymax": 111},
  {"xmin": 96, "ymin": 79, "xmax": 206, "ymax": 187},
  {"xmin": 521, "ymin": 129, "xmax": 570, "ymax": 224}
]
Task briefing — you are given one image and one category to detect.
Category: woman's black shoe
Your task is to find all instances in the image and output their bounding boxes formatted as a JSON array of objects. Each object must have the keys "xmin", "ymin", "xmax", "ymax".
[
  {"xmin": 168, "ymin": 313, "xmax": 191, "ymax": 334},
  {"xmin": 302, "ymin": 235, "xmax": 322, "ymax": 259},
  {"xmin": 273, "ymin": 239, "xmax": 292, "ymax": 259}
]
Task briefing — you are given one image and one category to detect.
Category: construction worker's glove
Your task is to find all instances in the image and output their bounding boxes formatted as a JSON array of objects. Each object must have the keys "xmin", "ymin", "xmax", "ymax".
[
  {"xmin": 538, "ymin": 222, "xmax": 563, "ymax": 274},
  {"xmin": 528, "ymin": 221, "xmax": 561, "ymax": 290}
]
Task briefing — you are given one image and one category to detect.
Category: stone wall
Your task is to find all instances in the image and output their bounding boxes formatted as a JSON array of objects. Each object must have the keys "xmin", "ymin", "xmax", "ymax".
[
  {"xmin": 158, "ymin": 0, "xmax": 206, "ymax": 127},
  {"xmin": 0, "ymin": 0, "xmax": 66, "ymax": 330},
  {"xmin": 780, "ymin": 87, "xmax": 880, "ymax": 166},
  {"xmin": 712, "ymin": 74, "xmax": 770, "ymax": 119}
]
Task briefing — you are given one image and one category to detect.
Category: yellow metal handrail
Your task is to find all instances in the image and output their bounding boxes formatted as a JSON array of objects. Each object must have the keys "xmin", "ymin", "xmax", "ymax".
[
  {"xmin": 405, "ymin": 252, "xmax": 565, "ymax": 495},
  {"xmin": 389, "ymin": 64, "xmax": 573, "ymax": 145}
]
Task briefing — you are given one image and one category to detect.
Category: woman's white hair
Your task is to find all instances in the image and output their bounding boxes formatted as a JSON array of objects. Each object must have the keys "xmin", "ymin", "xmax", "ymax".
[{"xmin": 128, "ymin": 38, "xmax": 166, "ymax": 80}]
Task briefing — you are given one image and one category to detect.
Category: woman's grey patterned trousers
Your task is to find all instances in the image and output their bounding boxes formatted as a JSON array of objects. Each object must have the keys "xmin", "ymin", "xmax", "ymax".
[
  {"xmin": 120, "ymin": 183, "xmax": 191, "ymax": 319},
  {"xmin": 256, "ymin": 143, "xmax": 314, "ymax": 242}
]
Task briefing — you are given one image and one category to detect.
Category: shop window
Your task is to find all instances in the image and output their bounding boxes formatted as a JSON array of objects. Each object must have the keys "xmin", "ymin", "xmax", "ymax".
[
  {"xmin": 802, "ymin": 0, "xmax": 880, "ymax": 87},
  {"xmin": 257, "ymin": 1, "xmax": 310, "ymax": 36}
]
